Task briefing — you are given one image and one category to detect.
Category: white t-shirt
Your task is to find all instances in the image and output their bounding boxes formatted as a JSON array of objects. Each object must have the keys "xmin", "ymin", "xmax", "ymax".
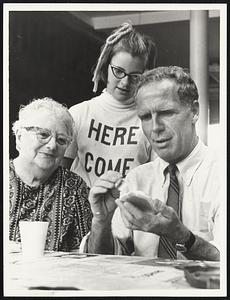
[
  {"xmin": 65, "ymin": 90, "xmax": 153, "ymax": 187},
  {"xmin": 111, "ymin": 139, "xmax": 221, "ymax": 257}
]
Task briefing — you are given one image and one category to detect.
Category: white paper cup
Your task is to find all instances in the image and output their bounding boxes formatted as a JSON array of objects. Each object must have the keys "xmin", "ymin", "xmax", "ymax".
[{"xmin": 19, "ymin": 221, "xmax": 49, "ymax": 260}]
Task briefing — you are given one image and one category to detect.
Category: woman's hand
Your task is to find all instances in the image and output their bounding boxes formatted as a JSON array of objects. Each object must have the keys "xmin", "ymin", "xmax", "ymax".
[{"xmin": 89, "ymin": 171, "xmax": 123, "ymax": 222}]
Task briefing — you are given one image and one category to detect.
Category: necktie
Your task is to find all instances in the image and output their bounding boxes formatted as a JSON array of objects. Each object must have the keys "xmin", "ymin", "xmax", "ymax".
[{"xmin": 158, "ymin": 164, "xmax": 180, "ymax": 259}]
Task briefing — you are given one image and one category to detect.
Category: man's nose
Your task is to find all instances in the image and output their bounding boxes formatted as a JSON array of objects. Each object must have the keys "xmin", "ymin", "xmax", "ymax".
[{"xmin": 151, "ymin": 115, "xmax": 164, "ymax": 133}]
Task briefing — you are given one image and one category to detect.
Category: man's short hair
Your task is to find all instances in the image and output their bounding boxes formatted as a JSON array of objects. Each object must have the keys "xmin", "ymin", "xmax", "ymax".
[{"xmin": 135, "ymin": 66, "xmax": 199, "ymax": 106}]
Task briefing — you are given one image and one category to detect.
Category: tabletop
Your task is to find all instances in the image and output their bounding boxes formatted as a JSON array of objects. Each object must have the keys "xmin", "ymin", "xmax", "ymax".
[{"xmin": 5, "ymin": 247, "xmax": 220, "ymax": 296}]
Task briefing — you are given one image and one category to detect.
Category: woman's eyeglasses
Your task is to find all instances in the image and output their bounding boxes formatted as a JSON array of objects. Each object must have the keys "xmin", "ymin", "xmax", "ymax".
[
  {"xmin": 22, "ymin": 126, "xmax": 72, "ymax": 146},
  {"xmin": 110, "ymin": 64, "xmax": 142, "ymax": 84}
]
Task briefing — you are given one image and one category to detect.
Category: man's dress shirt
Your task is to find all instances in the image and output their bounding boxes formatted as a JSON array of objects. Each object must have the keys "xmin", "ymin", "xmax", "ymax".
[{"xmin": 112, "ymin": 139, "xmax": 221, "ymax": 257}]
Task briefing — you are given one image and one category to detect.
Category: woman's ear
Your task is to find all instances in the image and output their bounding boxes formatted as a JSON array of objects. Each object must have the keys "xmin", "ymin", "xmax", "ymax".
[
  {"xmin": 15, "ymin": 130, "xmax": 22, "ymax": 152},
  {"xmin": 191, "ymin": 100, "xmax": 199, "ymax": 124}
]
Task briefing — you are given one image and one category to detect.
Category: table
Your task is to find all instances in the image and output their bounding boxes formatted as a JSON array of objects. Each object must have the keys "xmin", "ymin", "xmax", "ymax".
[{"xmin": 5, "ymin": 248, "xmax": 220, "ymax": 296}]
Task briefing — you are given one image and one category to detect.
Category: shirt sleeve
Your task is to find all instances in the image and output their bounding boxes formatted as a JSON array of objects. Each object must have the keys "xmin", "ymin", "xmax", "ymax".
[
  {"xmin": 64, "ymin": 134, "xmax": 79, "ymax": 160},
  {"xmin": 79, "ymin": 177, "xmax": 134, "ymax": 255},
  {"xmin": 111, "ymin": 195, "xmax": 134, "ymax": 255},
  {"xmin": 64, "ymin": 105, "xmax": 80, "ymax": 160},
  {"xmin": 79, "ymin": 231, "xmax": 134, "ymax": 255},
  {"xmin": 208, "ymin": 192, "xmax": 221, "ymax": 250},
  {"xmin": 79, "ymin": 232, "xmax": 90, "ymax": 253},
  {"xmin": 75, "ymin": 176, "xmax": 92, "ymax": 236},
  {"xmin": 62, "ymin": 170, "xmax": 92, "ymax": 251},
  {"xmin": 200, "ymin": 159, "xmax": 221, "ymax": 251},
  {"xmin": 209, "ymin": 158, "xmax": 222, "ymax": 251}
]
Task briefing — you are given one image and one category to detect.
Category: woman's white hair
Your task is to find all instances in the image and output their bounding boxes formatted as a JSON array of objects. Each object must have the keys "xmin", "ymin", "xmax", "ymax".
[{"xmin": 12, "ymin": 97, "xmax": 75, "ymax": 138}]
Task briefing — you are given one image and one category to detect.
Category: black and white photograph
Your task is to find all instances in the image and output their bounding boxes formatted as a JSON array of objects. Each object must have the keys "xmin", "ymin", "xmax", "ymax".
[{"xmin": 3, "ymin": 3, "xmax": 227, "ymax": 297}]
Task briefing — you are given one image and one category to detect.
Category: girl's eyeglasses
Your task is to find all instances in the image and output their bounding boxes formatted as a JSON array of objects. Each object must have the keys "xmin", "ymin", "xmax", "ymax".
[
  {"xmin": 22, "ymin": 126, "xmax": 72, "ymax": 146},
  {"xmin": 110, "ymin": 64, "xmax": 142, "ymax": 84}
]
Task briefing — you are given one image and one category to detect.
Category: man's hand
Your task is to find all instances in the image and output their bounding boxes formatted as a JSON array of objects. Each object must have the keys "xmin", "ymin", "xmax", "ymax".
[
  {"xmin": 86, "ymin": 171, "xmax": 123, "ymax": 254},
  {"xmin": 116, "ymin": 197, "xmax": 189, "ymax": 244},
  {"xmin": 89, "ymin": 171, "xmax": 123, "ymax": 222}
]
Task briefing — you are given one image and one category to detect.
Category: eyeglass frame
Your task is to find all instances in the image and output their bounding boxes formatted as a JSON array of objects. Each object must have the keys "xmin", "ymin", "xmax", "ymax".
[
  {"xmin": 21, "ymin": 126, "xmax": 72, "ymax": 146},
  {"xmin": 109, "ymin": 64, "xmax": 142, "ymax": 84}
]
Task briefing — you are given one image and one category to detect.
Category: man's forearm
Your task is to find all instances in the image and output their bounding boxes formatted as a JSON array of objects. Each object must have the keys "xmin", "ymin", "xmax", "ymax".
[
  {"xmin": 168, "ymin": 221, "xmax": 220, "ymax": 261},
  {"xmin": 183, "ymin": 235, "xmax": 220, "ymax": 261},
  {"xmin": 86, "ymin": 218, "xmax": 114, "ymax": 254}
]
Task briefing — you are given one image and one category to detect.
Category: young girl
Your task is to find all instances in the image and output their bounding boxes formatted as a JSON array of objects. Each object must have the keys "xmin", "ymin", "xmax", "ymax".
[{"xmin": 63, "ymin": 22, "xmax": 157, "ymax": 187}]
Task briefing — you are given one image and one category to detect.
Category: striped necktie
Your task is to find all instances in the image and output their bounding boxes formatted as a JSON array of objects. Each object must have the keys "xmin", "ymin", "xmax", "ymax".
[{"xmin": 158, "ymin": 164, "xmax": 180, "ymax": 259}]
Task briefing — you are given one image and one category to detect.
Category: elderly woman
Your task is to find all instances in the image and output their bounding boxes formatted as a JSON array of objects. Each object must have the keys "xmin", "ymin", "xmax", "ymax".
[{"xmin": 9, "ymin": 97, "xmax": 92, "ymax": 251}]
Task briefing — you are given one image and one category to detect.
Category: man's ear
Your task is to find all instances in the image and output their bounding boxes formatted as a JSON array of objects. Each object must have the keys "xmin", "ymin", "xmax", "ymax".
[{"xmin": 191, "ymin": 100, "xmax": 199, "ymax": 124}]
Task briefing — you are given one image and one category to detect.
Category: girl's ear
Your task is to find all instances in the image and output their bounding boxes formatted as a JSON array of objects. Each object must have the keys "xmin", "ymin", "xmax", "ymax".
[{"xmin": 191, "ymin": 100, "xmax": 199, "ymax": 124}]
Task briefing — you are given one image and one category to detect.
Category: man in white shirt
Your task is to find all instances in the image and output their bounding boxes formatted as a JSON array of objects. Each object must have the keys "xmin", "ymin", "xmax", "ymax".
[{"xmin": 83, "ymin": 66, "xmax": 220, "ymax": 261}]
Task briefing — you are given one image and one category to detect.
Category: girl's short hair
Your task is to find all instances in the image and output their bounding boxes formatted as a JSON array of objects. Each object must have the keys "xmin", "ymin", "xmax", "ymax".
[
  {"xmin": 92, "ymin": 22, "xmax": 157, "ymax": 93},
  {"xmin": 12, "ymin": 97, "xmax": 75, "ymax": 137}
]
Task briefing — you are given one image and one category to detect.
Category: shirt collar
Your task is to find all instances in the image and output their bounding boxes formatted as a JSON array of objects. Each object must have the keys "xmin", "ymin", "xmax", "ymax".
[
  {"xmin": 101, "ymin": 89, "xmax": 135, "ymax": 110},
  {"xmin": 177, "ymin": 138, "xmax": 207, "ymax": 185},
  {"xmin": 159, "ymin": 159, "xmax": 169, "ymax": 187},
  {"xmin": 160, "ymin": 138, "xmax": 207, "ymax": 186}
]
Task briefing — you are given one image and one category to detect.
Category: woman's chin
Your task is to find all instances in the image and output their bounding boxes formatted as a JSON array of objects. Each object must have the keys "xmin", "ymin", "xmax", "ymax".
[{"xmin": 35, "ymin": 159, "xmax": 58, "ymax": 171}]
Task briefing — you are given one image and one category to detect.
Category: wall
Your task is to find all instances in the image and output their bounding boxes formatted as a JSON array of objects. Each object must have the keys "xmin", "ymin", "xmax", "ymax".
[
  {"xmin": 9, "ymin": 11, "xmax": 104, "ymax": 158},
  {"xmin": 9, "ymin": 12, "xmax": 220, "ymax": 158}
]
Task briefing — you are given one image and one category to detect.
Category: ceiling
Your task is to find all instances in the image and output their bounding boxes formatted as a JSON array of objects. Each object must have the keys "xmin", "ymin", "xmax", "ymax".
[
  {"xmin": 70, "ymin": 10, "xmax": 219, "ymax": 29},
  {"xmin": 67, "ymin": 10, "xmax": 220, "ymax": 83}
]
